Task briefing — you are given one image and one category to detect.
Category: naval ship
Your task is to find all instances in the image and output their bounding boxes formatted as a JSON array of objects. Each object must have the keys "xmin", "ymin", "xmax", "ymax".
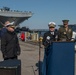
[{"xmin": 0, "ymin": 7, "xmax": 33, "ymax": 27}]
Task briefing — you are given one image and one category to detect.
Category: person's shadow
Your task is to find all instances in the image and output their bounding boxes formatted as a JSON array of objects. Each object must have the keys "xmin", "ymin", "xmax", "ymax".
[{"xmin": 35, "ymin": 61, "xmax": 43, "ymax": 75}]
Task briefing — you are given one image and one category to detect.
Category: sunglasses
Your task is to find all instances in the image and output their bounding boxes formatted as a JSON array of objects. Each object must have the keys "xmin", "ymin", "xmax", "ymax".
[
  {"xmin": 64, "ymin": 23, "xmax": 68, "ymax": 25},
  {"xmin": 10, "ymin": 27, "xmax": 15, "ymax": 29},
  {"xmin": 49, "ymin": 27, "xmax": 54, "ymax": 28},
  {"xmin": 7, "ymin": 26, "xmax": 15, "ymax": 29}
]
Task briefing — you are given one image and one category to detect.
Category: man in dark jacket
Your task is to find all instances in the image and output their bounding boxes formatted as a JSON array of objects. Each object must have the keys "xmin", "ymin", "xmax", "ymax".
[
  {"xmin": 42, "ymin": 22, "xmax": 58, "ymax": 75},
  {"xmin": 1, "ymin": 21, "xmax": 21, "ymax": 60},
  {"xmin": 42, "ymin": 22, "xmax": 58, "ymax": 48}
]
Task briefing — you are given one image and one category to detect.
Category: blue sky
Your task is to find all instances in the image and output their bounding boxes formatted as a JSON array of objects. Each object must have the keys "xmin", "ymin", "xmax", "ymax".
[{"xmin": 0, "ymin": 0, "xmax": 76, "ymax": 29}]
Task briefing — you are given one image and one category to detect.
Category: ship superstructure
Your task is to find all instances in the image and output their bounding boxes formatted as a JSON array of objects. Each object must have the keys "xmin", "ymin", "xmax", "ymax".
[{"xmin": 0, "ymin": 7, "xmax": 33, "ymax": 27}]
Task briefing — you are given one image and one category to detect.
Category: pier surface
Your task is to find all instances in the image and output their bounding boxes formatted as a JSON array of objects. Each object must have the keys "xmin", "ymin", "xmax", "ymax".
[
  {"xmin": 0, "ymin": 40, "xmax": 76, "ymax": 75},
  {"xmin": 0, "ymin": 40, "xmax": 44, "ymax": 75}
]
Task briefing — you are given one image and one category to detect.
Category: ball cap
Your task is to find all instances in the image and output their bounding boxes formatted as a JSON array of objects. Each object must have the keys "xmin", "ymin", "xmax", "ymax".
[
  {"xmin": 48, "ymin": 22, "xmax": 56, "ymax": 28},
  {"xmin": 5, "ymin": 21, "xmax": 15, "ymax": 27}
]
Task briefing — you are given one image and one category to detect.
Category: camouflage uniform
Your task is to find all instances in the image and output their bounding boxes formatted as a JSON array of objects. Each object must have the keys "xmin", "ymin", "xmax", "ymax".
[
  {"xmin": 58, "ymin": 26, "xmax": 73, "ymax": 41},
  {"xmin": 58, "ymin": 20, "xmax": 73, "ymax": 41}
]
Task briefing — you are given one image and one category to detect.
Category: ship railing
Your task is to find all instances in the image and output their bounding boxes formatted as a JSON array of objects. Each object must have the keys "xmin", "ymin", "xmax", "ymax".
[
  {"xmin": 0, "ymin": 10, "xmax": 33, "ymax": 15},
  {"xmin": 0, "ymin": 9, "xmax": 32, "ymax": 13}
]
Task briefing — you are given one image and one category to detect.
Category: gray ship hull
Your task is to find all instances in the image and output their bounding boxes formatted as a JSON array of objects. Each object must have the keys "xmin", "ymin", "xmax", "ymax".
[{"xmin": 0, "ymin": 7, "xmax": 33, "ymax": 27}]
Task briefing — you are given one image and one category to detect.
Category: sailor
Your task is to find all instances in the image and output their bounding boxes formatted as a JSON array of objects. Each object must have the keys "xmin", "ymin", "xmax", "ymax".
[
  {"xmin": 42, "ymin": 22, "xmax": 58, "ymax": 75},
  {"xmin": 42, "ymin": 22, "xmax": 58, "ymax": 48},
  {"xmin": 58, "ymin": 20, "xmax": 73, "ymax": 41}
]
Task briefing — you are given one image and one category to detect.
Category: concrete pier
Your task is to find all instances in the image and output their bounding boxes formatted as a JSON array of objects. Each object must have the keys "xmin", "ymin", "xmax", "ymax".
[
  {"xmin": 0, "ymin": 40, "xmax": 76, "ymax": 75},
  {"xmin": 0, "ymin": 40, "xmax": 44, "ymax": 75}
]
